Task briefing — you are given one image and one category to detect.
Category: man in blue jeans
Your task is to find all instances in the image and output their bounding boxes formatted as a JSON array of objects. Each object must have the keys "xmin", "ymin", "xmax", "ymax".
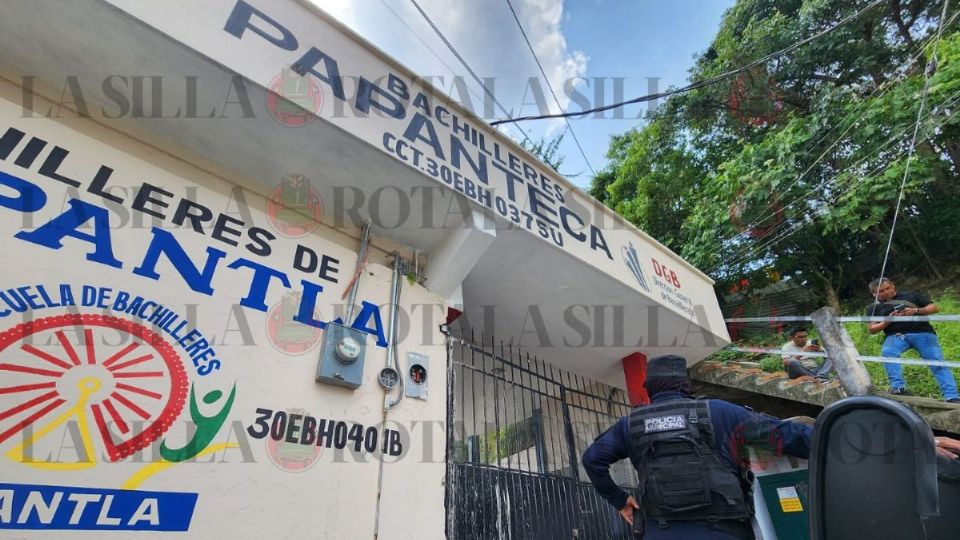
[{"xmin": 866, "ymin": 277, "xmax": 960, "ymax": 403}]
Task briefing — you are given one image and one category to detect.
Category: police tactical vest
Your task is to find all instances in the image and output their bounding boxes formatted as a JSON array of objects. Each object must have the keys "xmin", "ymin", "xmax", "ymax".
[{"xmin": 629, "ymin": 398, "xmax": 752, "ymax": 524}]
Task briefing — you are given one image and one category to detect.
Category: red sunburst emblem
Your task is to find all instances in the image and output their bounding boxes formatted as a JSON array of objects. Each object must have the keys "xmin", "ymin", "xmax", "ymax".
[{"xmin": 0, "ymin": 314, "xmax": 188, "ymax": 463}]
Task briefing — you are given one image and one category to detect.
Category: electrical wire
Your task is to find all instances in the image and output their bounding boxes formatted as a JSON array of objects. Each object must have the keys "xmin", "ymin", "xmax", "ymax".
[
  {"xmin": 502, "ymin": 0, "xmax": 596, "ymax": 177},
  {"xmin": 712, "ymin": 88, "xmax": 960, "ymax": 273},
  {"xmin": 783, "ymin": 10, "xmax": 957, "ymax": 176},
  {"xmin": 707, "ymin": 71, "xmax": 960, "ymax": 273},
  {"xmin": 595, "ymin": 3, "xmax": 946, "ymax": 266},
  {"xmin": 406, "ymin": 0, "xmax": 534, "ymax": 145},
  {"xmin": 727, "ymin": 345, "xmax": 960, "ymax": 369},
  {"xmin": 491, "ymin": 0, "xmax": 885, "ymax": 126},
  {"xmin": 706, "ymin": 11, "xmax": 960, "ymax": 252},
  {"xmin": 631, "ymin": 11, "xmax": 957, "ymax": 256},
  {"xmin": 719, "ymin": 106, "xmax": 944, "ymax": 269},
  {"xmin": 715, "ymin": 109, "xmax": 954, "ymax": 275},
  {"xmin": 600, "ymin": 1, "xmax": 955, "ymax": 281},
  {"xmin": 376, "ymin": 0, "xmax": 525, "ymax": 140},
  {"xmin": 748, "ymin": 18, "xmax": 960, "ymax": 247},
  {"xmin": 725, "ymin": 5, "xmax": 958, "ymax": 239},
  {"xmin": 874, "ymin": 0, "xmax": 951, "ymax": 303}
]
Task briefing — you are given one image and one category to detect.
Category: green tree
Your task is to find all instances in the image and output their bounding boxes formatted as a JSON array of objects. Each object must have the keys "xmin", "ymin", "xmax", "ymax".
[
  {"xmin": 594, "ymin": 0, "xmax": 960, "ymax": 306},
  {"xmin": 521, "ymin": 133, "xmax": 566, "ymax": 173},
  {"xmin": 591, "ymin": 101, "xmax": 707, "ymax": 248}
]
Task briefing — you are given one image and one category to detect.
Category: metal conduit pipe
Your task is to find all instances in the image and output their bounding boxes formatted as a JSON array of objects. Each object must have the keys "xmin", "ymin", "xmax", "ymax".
[
  {"xmin": 373, "ymin": 252, "xmax": 406, "ymax": 540},
  {"xmin": 385, "ymin": 253, "xmax": 405, "ymax": 409}
]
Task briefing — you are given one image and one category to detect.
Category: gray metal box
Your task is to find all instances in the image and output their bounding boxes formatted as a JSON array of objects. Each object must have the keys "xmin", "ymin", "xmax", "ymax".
[
  {"xmin": 315, "ymin": 323, "xmax": 368, "ymax": 389},
  {"xmin": 404, "ymin": 351, "xmax": 429, "ymax": 400}
]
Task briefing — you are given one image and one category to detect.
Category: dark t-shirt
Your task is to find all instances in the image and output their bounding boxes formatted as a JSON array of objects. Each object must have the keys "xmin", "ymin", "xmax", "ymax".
[{"xmin": 865, "ymin": 291, "xmax": 935, "ymax": 335}]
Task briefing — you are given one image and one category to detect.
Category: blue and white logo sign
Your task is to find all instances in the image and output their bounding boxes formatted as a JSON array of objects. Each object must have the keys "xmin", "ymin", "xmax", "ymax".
[
  {"xmin": 622, "ymin": 242, "xmax": 651, "ymax": 293},
  {"xmin": 644, "ymin": 415, "xmax": 687, "ymax": 433},
  {"xmin": 0, "ymin": 483, "xmax": 197, "ymax": 531}
]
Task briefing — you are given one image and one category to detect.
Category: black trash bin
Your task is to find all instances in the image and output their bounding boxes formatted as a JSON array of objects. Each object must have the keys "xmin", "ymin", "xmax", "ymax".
[
  {"xmin": 921, "ymin": 453, "xmax": 960, "ymax": 538},
  {"xmin": 808, "ymin": 397, "xmax": 939, "ymax": 540}
]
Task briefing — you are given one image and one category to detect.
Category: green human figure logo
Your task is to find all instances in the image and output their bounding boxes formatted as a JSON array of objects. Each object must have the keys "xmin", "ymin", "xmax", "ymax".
[{"xmin": 160, "ymin": 383, "xmax": 236, "ymax": 462}]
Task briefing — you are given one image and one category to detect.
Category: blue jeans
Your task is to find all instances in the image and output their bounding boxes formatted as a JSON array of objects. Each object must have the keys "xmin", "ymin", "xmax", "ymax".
[{"xmin": 882, "ymin": 333, "xmax": 959, "ymax": 400}]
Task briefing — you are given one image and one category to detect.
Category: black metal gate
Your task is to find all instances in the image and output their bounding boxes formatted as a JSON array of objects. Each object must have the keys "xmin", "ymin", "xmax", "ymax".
[{"xmin": 445, "ymin": 332, "xmax": 638, "ymax": 539}]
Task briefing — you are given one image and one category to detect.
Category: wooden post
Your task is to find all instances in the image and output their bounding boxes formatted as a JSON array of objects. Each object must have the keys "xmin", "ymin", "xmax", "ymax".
[{"xmin": 811, "ymin": 306, "xmax": 874, "ymax": 396}]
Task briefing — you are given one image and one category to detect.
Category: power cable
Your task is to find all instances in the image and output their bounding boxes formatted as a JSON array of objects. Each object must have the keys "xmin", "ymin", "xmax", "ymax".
[
  {"xmin": 707, "ymin": 40, "xmax": 960, "ymax": 272},
  {"xmin": 491, "ymin": 0, "xmax": 885, "ymax": 126},
  {"xmin": 785, "ymin": 10, "xmax": 958, "ymax": 172},
  {"xmin": 874, "ymin": 0, "xmax": 951, "ymax": 302},
  {"xmin": 631, "ymin": 11, "xmax": 956, "ymax": 251},
  {"xmin": 503, "ymin": 0, "xmax": 597, "ymax": 177},
  {"xmin": 716, "ymin": 94, "xmax": 951, "ymax": 271},
  {"xmin": 406, "ymin": 0, "xmax": 534, "ymax": 145},
  {"xmin": 729, "ymin": 4, "xmax": 956, "ymax": 272},
  {"xmin": 712, "ymin": 87, "xmax": 960, "ymax": 273},
  {"xmin": 716, "ymin": 113, "xmax": 952, "ymax": 276},
  {"xmin": 717, "ymin": 109, "xmax": 960, "ymax": 276},
  {"xmin": 376, "ymin": 0, "xmax": 520, "ymax": 138},
  {"xmin": 705, "ymin": 11, "xmax": 959, "ymax": 247},
  {"xmin": 595, "ymin": 13, "xmax": 953, "ymax": 275}
]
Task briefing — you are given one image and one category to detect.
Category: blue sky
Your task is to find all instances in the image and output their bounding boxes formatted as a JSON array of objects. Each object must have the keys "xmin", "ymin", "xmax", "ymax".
[{"xmin": 315, "ymin": 0, "xmax": 735, "ymax": 187}]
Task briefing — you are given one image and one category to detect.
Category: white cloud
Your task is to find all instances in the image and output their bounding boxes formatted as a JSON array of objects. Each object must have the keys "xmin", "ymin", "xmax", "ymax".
[
  {"xmin": 309, "ymin": 0, "xmax": 588, "ymax": 141},
  {"xmin": 522, "ymin": 0, "xmax": 588, "ymax": 111},
  {"xmin": 312, "ymin": 0, "xmax": 355, "ymax": 25},
  {"xmin": 511, "ymin": 0, "xmax": 589, "ymax": 135}
]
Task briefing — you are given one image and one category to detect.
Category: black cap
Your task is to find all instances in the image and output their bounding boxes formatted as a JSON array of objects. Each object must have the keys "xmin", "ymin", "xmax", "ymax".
[{"xmin": 647, "ymin": 355, "xmax": 688, "ymax": 378}]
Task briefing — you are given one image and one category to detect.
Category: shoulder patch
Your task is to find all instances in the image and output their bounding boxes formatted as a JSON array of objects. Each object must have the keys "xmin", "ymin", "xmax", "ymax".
[{"xmin": 644, "ymin": 415, "xmax": 687, "ymax": 433}]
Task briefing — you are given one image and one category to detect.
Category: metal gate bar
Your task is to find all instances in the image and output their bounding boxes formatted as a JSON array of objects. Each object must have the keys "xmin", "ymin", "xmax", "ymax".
[{"xmin": 445, "ymin": 331, "xmax": 638, "ymax": 539}]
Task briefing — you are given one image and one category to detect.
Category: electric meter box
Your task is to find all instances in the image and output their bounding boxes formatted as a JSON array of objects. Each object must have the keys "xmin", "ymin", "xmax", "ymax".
[
  {"xmin": 404, "ymin": 352, "xmax": 428, "ymax": 400},
  {"xmin": 315, "ymin": 322, "xmax": 368, "ymax": 389}
]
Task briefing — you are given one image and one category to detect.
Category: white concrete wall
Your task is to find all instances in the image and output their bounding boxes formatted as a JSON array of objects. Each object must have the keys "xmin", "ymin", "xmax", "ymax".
[{"xmin": 0, "ymin": 78, "xmax": 448, "ymax": 539}]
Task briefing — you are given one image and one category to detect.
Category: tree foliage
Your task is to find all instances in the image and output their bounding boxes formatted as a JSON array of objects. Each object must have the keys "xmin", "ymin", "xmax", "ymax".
[
  {"xmin": 521, "ymin": 133, "xmax": 566, "ymax": 173},
  {"xmin": 592, "ymin": 0, "xmax": 960, "ymax": 306}
]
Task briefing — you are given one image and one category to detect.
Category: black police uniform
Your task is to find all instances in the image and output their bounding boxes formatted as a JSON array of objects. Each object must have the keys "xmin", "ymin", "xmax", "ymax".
[{"xmin": 582, "ymin": 357, "xmax": 812, "ymax": 539}]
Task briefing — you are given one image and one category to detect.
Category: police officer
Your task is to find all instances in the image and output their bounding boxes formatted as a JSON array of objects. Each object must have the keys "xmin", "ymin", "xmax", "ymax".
[{"xmin": 582, "ymin": 355, "xmax": 813, "ymax": 539}]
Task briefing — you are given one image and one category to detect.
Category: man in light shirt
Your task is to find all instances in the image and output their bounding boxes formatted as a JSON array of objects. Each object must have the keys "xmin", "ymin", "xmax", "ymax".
[{"xmin": 781, "ymin": 325, "xmax": 831, "ymax": 379}]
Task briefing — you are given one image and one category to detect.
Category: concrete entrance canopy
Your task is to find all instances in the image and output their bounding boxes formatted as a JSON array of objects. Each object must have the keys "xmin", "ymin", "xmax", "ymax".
[{"xmin": 0, "ymin": 0, "xmax": 729, "ymax": 387}]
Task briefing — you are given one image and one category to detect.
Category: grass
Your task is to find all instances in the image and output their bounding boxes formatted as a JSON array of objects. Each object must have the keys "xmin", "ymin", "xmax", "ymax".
[
  {"xmin": 759, "ymin": 357, "xmax": 784, "ymax": 373},
  {"xmin": 708, "ymin": 328, "xmax": 827, "ymax": 373},
  {"xmin": 711, "ymin": 289, "xmax": 960, "ymax": 397}
]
